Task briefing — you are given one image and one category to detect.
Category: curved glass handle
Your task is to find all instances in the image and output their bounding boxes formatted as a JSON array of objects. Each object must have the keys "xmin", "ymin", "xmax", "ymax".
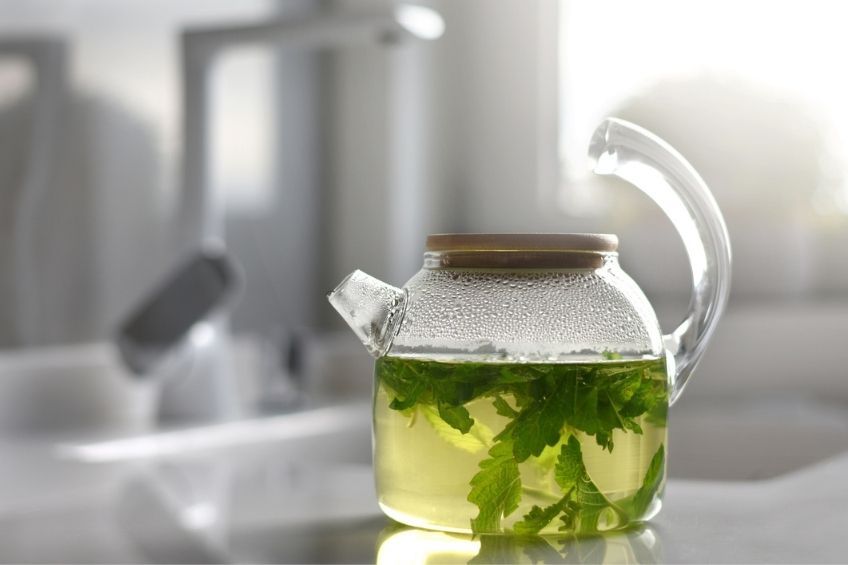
[{"xmin": 588, "ymin": 118, "xmax": 732, "ymax": 405}]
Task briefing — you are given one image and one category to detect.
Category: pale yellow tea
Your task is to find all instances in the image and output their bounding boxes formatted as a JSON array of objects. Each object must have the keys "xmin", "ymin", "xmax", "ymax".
[{"xmin": 373, "ymin": 357, "xmax": 668, "ymax": 535}]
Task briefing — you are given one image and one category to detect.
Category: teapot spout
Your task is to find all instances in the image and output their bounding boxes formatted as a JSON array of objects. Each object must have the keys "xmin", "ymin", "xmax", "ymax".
[{"xmin": 327, "ymin": 270, "xmax": 407, "ymax": 357}]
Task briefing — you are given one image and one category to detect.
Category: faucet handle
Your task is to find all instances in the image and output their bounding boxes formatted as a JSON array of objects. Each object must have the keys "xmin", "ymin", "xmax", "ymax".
[{"xmin": 116, "ymin": 249, "xmax": 241, "ymax": 376}]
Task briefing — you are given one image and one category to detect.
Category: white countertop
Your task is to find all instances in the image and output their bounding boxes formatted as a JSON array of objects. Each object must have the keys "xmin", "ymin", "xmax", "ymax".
[{"xmin": 0, "ymin": 397, "xmax": 844, "ymax": 564}]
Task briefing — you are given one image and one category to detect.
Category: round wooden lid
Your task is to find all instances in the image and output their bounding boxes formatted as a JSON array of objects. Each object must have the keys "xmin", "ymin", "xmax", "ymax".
[
  {"xmin": 424, "ymin": 233, "xmax": 618, "ymax": 269},
  {"xmin": 426, "ymin": 233, "xmax": 618, "ymax": 252}
]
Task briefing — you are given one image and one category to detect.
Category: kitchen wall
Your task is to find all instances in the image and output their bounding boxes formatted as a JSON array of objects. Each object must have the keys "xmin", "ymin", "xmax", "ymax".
[
  {"xmin": 0, "ymin": 0, "xmax": 845, "ymax": 403},
  {"xmin": 0, "ymin": 0, "xmax": 279, "ymax": 346}
]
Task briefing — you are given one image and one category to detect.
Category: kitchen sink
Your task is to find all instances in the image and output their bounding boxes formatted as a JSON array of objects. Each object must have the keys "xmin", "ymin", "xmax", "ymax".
[
  {"xmin": 57, "ymin": 392, "xmax": 848, "ymax": 483},
  {"xmin": 0, "ymin": 392, "xmax": 845, "ymax": 563}
]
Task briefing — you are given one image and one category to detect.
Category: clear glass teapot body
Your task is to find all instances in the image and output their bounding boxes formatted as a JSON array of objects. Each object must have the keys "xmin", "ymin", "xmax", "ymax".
[
  {"xmin": 374, "ymin": 241, "xmax": 669, "ymax": 535},
  {"xmin": 328, "ymin": 118, "xmax": 732, "ymax": 536}
]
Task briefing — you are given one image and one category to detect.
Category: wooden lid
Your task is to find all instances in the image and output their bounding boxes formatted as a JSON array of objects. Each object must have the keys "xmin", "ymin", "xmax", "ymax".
[
  {"xmin": 424, "ymin": 233, "xmax": 617, "ymax": 269},
  {"xmin": 426, "ymin": 233, "xmax": 618, "ymax": 252}
]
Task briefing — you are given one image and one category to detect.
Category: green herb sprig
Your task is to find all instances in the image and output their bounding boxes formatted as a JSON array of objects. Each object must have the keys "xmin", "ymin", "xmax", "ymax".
[{"xmin": 377, "ymin": 357, "xmax": 668, "ymax": 535}]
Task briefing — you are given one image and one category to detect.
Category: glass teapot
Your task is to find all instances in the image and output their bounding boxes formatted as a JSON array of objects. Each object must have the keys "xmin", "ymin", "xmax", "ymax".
[{"xmin": 328, "ymin": 118, "xmax": 731, "ymax": 536}]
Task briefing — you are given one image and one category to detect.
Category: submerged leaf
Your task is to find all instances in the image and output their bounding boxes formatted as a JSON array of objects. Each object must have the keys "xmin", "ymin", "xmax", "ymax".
[
  {"xmin": 421, "ymin": 405, "xmax": 492, "ymax": 453},
  {"xmin": 437, "ymin": 401, "xmax": 474, "ymax": 433},
  {"xmin": 512, "ymin": 494, "xmax": 570, "ymax": 535},
  {"xmin": 492, "ymin": 394, "xmax": 520, "ymax": 418},
  {"xmin": 554, "ymin": 437, "xmax": 584, "ymax": 491},
  {"xmin": 495, "ymin": 377, "xmax": 575, "ymax": 463},
  {"xmin": 387, "ymin": 377, "xmax": 426, "ymax": 411},
  {"xmin": 468, "ymin": 440, "xmax": 522, "ymax": 533},
  {"xmin": 628, "ymin": 444, "xmax": 666, "ymax": 517},
  {"xmin": 555, "ymin": 436, "xmax": 619, "ymax": 533}
]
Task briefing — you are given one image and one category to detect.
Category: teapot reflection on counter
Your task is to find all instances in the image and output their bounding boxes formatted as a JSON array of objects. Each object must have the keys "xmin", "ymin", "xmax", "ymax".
[
  {"xmin": 376, "ymin": 523, "xmax": 662, "ymax": 564},
  {"xmin": 329, "ymin": 119, "xmax": 731, "ymax": 535}
]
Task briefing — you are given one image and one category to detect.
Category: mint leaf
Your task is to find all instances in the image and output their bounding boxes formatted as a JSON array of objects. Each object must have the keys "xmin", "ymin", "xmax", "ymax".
[
  {"xmin": 646, "ymin": 400, "xmax": 668, "ymax": 427},
  {"xmin": 387, "ymin": 377, "xmax": 426, "ymax": 411},
  {"xmin": 555, "ymin": 436, "xmax": 617, "ymax": 533},
  {"xmin": 512, "ymin": 495, "xmax": 570, "ymax": 535},
  {"xmin": 569, "ymin": 384, "xmax": 620, "ymax": 451},
  {"xmin": 571, "ymin": 385, "xmax": 601, "ymax": 436},
  {"xmin": 570, "ymin": 366, "xmax": 664, "ymax": 451},
  {"xmin": 420, "ymin": 405, "xmax": 492, "ymax": 454},
  {"xmin": 554, "ymin": 436, "xmax": 584, "ymax": 490},
  {"xmin": 492, "ymin": 394, "xmax": 519, "ymax": 418},
  {"xmin": 629, "ymin": 444, "xmax": 665, "ymax": 517},
  {"xmin": 431, "ymin": 377, "xmax": 475, "ymax": 407},
  {"xmin": 381, "ymin": 359, "xmax": 430, "ymax": 410},
  {"xmin": 514, "ymin": 437, "xmax": 633, "ymax": 536},
  {"xmin": 620, "ymin": 368, "xmax": 665, "ymax": 420},
  {"xmin": 468, "ymin": 440, "xmax": 522, "ymax": 533},
  {"xmin": 498, "ymin": 365, "xmax": 549, "ymax": 383},
  {"xmin": 495, "ymin": 373, "xmax": 575, "ymax": 462},
  {"xmin": 437, "ymin": 401, "xmax": 474, "ymax": 434},
  {"xmin": 606, "ymin": 368, "xmax": 643, "ymax": 405},
  {"xmin": 380, "ymin": 359, "xmax": 479, "ymax": 433}
]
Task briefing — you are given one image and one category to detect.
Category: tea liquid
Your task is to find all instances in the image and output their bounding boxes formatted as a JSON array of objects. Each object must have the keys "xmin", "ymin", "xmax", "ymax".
[{"xmin": 373, "ymin": 357, "xmax": 668, "ymax": 535}]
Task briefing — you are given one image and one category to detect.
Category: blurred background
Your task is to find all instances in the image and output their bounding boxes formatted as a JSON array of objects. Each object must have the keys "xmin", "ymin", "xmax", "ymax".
[
  {"xmin": 0, "ymin": 0, "xmax": 847, "ymax": 561},
  {"xmin": 2, "ymin": 0, "xmax": 846, "ymax": 409}
]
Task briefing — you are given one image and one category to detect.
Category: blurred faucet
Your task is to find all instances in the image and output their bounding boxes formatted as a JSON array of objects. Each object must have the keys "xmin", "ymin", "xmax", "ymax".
[
  {"xmin": 177, "ymin": 5, "xmax": 445, "ymax": 252},
  {"xmin": 161, "ymin": 6, "xmax": 444, "ymax": 422},
  {"xmin": 112, "ymin": 249, "xmax": 242, "ymax": 425}
]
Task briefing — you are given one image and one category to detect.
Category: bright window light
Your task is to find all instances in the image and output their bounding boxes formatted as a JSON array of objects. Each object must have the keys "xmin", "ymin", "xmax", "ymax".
[
  {"xmin": 210, "ymin": 47, "xmax": 276, "ymax": 213},
  {"xmin": 395, "ymin": 5, "xmax": 445, "ymax": 41},
  {"xmin": 559, "ymin": 0, "xmax": 848, "ymax": 214}
]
